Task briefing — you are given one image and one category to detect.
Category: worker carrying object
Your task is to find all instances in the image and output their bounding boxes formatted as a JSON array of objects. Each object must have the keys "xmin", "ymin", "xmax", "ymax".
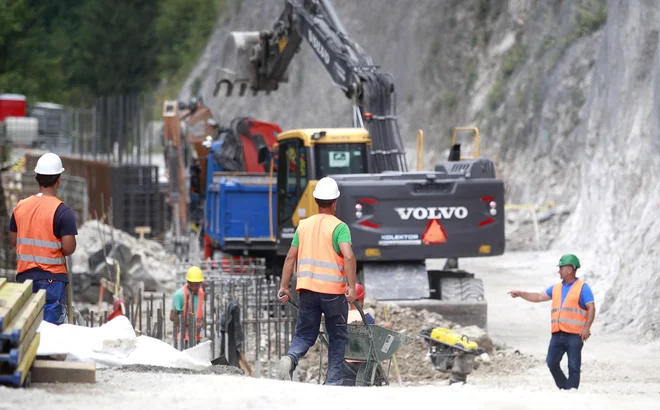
[
  {"xmin": 508, "ymin": 254, "xmax": 596, "ymax": 390},
  {"xmin": 277, "ymin": 177, "xmax": 357, "ymax": 386},
  {"xmin": 170, "ymin": 266, "xmax": 206, "ymax": 346},
  {"xmin": 9, "ymin": 153, "xmax": 78, "ymax": 325},
  {"xmin": 342, "ymin": 283, "xmax": 392, "ymax": 386}
]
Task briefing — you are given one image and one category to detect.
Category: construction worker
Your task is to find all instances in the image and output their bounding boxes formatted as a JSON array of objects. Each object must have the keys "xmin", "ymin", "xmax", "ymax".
[
  {"xmin": 170, "ymin": 266, "xmax": 205, "ymax": 347},
  {"xmin": 347, "ymin": 283, "xmax": 393, "ymax": 328},
  {"xmin": 277, "ymin": 177, "xmax": 357, "ymax": 385},
  {"xmin": 8, "ymin": 153, "xmax": 77, "ymax": 325},
  {"xmin": 508, "ymin": 254, "xmax": 596, "ymax": 390},
  {"xmin": 342, "ymin": 283, "xmax": 392, "ymax": 386}
]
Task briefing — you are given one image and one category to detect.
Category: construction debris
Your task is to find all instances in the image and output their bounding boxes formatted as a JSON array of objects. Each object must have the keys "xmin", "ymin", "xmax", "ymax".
[
  {"xmin": 70, "ymin": 220, "xmax": 179, "ymax": 301},
  {"xmin": 104, "ymin": 363, "xmax": 244, "ymax": 376},
  {"xmin": 263, "ymin": 300, "xmax": 538, "ymax": 385}
]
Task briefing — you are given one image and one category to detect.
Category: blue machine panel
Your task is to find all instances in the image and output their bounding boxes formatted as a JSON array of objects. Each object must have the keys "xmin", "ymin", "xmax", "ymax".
[{"xmin": 205, "ymin": 174, "xmax": 277, "ymax": 247}]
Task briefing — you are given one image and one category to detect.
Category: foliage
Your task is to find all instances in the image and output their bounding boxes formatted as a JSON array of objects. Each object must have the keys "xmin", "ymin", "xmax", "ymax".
[
  {"xmin": 574, "ymin": 1, "xmax": 608, "ymax": 38},
  {"xmin": 501, "ymin": 44, "xmax": 526, "ymax": 79},
  {"xmin": 0, "ymin": 0, "xmax": 222, "ymax": 106},
  {"xmin": 487, "ymin": 77, "xmax": 504, "ymax": 111}
]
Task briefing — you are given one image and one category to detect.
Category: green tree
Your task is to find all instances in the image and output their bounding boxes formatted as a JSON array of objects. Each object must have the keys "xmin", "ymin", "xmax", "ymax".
[
  {"xmin": 155, "ymin": 0, "xmax": 220, "ymax": 77},
  {"xmin": 69, "ymin": 0, "xmax": 161, "ymax": 96},
  {"xmin": 0, "ymin": 0, "xmax": 67, "ymax": 102}
]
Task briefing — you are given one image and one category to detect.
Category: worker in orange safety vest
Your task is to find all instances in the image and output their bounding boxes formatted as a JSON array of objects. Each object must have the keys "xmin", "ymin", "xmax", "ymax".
[
  {"xmin": 9, "ymin": 152, "xmax": 78, "ymax": 325},
  {"xmin": 508, "ymin": 254, "xmax": 596, "ymax": 390},
  {"xmin": 170, "ymin": 266, "xmax": 205, "ymax": 347},
  {"xmin": 277, "ymin": 177, "xmax": 357, "ymax": 386}
]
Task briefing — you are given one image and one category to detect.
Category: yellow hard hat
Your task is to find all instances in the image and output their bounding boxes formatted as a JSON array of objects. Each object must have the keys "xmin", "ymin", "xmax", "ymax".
[{"xmin": 186, "ymin": 266, "xmax": 204, "ymax": 282}]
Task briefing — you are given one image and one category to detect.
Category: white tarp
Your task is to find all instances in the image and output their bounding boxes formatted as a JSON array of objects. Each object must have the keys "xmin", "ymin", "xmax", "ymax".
[{"xmin": 36, "ymin": 316, "xmax": 212, "ymax": 370}]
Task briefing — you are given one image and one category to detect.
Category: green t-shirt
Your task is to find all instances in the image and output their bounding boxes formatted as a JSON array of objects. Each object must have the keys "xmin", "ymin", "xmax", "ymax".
[
  {"xmin": 291, "ymin": 222, "xmax": 351, "ymax": 255},
  {"xmin": 171, "ymin": 287, "xmax": 200, "ymax": 312}
]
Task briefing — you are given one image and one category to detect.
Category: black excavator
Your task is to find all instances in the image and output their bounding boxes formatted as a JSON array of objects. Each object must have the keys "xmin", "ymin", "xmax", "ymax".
[{"xmin": 214, "ymin": 0, "xmax": 506, "ymax": 329}]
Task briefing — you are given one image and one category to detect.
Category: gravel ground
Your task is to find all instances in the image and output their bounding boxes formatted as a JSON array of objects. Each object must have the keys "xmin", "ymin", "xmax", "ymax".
[{"xmin": 1, "ymin": 251, "xmax": 659, "ymax": 409}]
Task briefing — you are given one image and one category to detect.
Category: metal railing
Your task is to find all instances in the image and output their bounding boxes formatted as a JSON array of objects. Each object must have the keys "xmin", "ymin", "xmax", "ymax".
[{"xmin": 81, "ymin": 257, "xmax": 297, "ymax": 378}]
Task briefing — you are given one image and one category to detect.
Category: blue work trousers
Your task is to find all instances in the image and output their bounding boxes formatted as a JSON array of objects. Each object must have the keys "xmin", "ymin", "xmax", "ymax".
[
  {"xmin": 16, "ymin": 278, "xmax": 69, "ymax": 325},
  {"xmin": 287, "ymin": 290, "xmax": 348, "ymax": 385},
  {"xmin": 546, "ymin": 331, "xmax": 584, "ymax": 389}
]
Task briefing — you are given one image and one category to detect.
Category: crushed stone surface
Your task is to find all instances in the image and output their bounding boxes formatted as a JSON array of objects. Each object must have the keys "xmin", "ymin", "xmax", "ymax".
[{"xmin": 101, "ymin": 363, "xmax": 244, "ymax": 376}]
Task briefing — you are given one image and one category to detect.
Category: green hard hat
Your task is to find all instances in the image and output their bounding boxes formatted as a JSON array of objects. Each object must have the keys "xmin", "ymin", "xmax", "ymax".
[{"xmin": 557, "ymin": 254, "xmax": 580, "ymax": 269}]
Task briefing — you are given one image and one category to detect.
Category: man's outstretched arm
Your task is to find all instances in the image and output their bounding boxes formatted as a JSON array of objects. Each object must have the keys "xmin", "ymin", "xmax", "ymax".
[{"xmin": 508, "ymin": 290, "xmax": 551, "ymax": 302}]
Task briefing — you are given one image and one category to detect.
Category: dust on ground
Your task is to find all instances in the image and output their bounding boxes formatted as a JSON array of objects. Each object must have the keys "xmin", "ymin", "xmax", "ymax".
[{"xmin": 101, "ymin": 363, "xmax": 244, "ymax": 376}]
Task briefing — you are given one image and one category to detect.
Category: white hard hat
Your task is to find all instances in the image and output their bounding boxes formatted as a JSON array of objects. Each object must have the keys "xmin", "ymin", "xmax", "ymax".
[
  {"xmin": 313, "ymin": 177, "xmax": 340, "ymax": 200},
  {"xmin": 34, "ymin": 153, "xmax": 65, "ymax": 175}
]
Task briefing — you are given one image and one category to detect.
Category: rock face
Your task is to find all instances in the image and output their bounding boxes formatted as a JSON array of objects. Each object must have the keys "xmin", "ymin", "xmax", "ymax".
[
  {"xmin": 553, "ymin": 1, "xmax": 660, "ymax": 342},
  {"xmin": 181, "ymin": 0, "xmax": 659, "ymax": 341}
]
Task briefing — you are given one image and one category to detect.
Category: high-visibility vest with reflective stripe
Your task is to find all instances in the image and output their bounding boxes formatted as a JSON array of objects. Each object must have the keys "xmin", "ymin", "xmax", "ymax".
[
  {"xmin": 551, "ymin": 280, "xmax": 587, "ymax": 334},
  {"xmin": 14, "ymin": 195, "xmax": 67, "ymax": 274},
  {"xmin": 183, "ymin": 285, "xmax": 204, "ymax": 341},
  {"xmin": 295, "ymin": 214, "xmax": 346, "ymax": 295}
]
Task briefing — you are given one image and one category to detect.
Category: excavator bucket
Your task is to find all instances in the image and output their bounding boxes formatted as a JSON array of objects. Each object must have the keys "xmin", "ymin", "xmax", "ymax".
[{"xmin": 215, "ymin": 31, "xmax": 262, "ymax": 97}]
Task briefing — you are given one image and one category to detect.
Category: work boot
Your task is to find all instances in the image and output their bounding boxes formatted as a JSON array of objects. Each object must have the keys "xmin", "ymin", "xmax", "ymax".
[{"xmin": 277, "ymin": 355, "xmax": 294, "ymax": 381}]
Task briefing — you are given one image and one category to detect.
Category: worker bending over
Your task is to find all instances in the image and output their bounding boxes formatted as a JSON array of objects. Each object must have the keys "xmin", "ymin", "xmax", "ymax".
[
  {"xmin": 9, "ymin": 153, "xmax": 78, "ymax": 325},
  {"xmin": 508, "ymin": 254, "xmax": 596, "ymax": 390},
  {"xmin": 277, "ymin": 177, "xmax": 357, "ymax": 385},
  {"xmin": 342, "ymin": 283, "xmax": 392, "ymax": 386},
  {"xmin": 170, "ymin": 266, "xmax": 205, "ymax": 347}
]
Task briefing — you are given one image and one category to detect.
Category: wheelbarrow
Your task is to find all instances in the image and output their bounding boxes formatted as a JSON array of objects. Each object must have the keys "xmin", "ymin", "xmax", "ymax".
[{"xmin": 284, "ymin": 297, "xmax": 413, "ymax": 386}]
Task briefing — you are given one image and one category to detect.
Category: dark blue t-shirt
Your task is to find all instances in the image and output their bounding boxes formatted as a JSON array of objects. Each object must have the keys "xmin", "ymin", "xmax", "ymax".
[{"xmin": 10, "ymin": 203, "xmax": 78, "ymax": 282}]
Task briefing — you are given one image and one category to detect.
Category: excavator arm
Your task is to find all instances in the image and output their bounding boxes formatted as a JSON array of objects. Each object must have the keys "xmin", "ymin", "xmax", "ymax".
[{"xmin": 215, "ymin": 0, "xmax": 408, "ymax": 173}]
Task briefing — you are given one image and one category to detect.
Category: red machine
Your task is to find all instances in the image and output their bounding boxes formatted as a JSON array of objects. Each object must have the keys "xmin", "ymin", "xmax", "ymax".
[{"xmin": 0, "ymin": 94, "xmax": 27, "ymax": 121}]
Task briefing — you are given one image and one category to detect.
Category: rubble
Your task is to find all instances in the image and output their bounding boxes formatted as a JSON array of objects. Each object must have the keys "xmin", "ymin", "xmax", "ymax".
[
  {"xmin": 286, "ymin": 300, "xmax": 539, "ymax": 385},
  {"xmin": 71, "ymin": 220, "xmax": 179, "ymax": 297},
  {"xmin": 104, "ymin": 364, "xmax": 245, "ymax": 376}
]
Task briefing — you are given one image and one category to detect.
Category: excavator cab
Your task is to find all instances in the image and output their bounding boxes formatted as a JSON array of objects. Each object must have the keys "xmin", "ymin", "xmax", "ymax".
[{"xmin": 268, "ymin": 128, "xmax": 371, "ymax": 254}]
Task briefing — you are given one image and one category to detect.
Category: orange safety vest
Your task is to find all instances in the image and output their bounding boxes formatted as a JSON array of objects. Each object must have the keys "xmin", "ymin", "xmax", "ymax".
[
  {"xmin": 183, "ymin": 285, "xmax": 204, "ymax": 341},
  {"xmin": 13, "ymin": 195, "xmax": 67, "ymax": 274},
  {"xmin": 550, "ymin": 279, "xmax": 587, "ymax": 334},
  {"xmin": 295, "ymin": 214, "xmax": 346, "ymax": 295}
]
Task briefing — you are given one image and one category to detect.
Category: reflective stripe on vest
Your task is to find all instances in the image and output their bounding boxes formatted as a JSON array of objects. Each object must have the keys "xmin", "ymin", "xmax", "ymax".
[
  {"xmin": 550, "ymin": 279, "xmax": 587, "ymax": 334},
  {"xmin": 295, "ymin": 214, "xmax": 347, "ymax": 295},
  {"xmin": 183, "ymin": 285, "xmax": 204, "ymax": 342},
  {"xmin": 14, "ymin": 195, "xmax": 67, "ymax": 274},
  {"xmin": 183, "ymin": 285, "xmax": 204, "ymax": 320}
]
